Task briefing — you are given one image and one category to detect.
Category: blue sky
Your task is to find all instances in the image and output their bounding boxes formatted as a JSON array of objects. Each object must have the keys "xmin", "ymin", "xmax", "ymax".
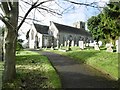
[{"xmin": 18, "ymin": 0, "xmax": 109, "ymax": 40}]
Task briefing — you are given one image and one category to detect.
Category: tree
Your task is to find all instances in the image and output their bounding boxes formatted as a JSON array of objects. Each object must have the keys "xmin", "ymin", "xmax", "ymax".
[
  {"xmin": 0, "ymin": 0, "xmax": 58, "ymax": 83},
  {"xmin": 87, "ymin": 1, "xmax": 120, "ymax": 45},
  {"xmin": 101, "ymin": 1, "xmax": 120, "ymax": 45},
  {"xmin": 87, "ymin": 15, "xmax": 104, "ymax": 42}
]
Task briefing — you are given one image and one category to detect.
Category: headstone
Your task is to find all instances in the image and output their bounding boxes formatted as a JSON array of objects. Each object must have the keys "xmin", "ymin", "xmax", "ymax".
[
  {"xmin": 56, "ymin": 40, "xmax": 59, "ymax": 49},
  {"xmin": 67, "ymin": 40, "xmax": 70, "ymax": 47},
  {"xmin": 64, "ymin": 41, "xmax": 67, "ymax": 47},
  {"xmin": 106, "ymin": 43, "xmax": 113, "ymax": 52},
  {"xmin": 98, "ymin": 41, "xmax": 102, "ymax": 47},
  {"xmin": 71, "ymin": 40, "xmax": 74, "ymax": 47},
  {"xmin": 94, "ymin": 45, "xmax": 100, "ymax": 51},
  {"xmin": 79, "ymin": 41, "xmax": 84, "ymax": 49},
  {"xmin": 75, "ymin": 44, "xmax": 77, "ymax": 47},
  {"xmin": 106, "ymin": 43, "xmax": 113, "ymax": 48},
  {"xmin": 106, "ymin": 46, "xmax": 113, "ymax": 52},
  {"xmin": 116, "ymin": 37, "xmax": 120, "ymax": 53},
  {"xmin": 118, "ymin": 37, "xmax": 120, "ymax": 53},
  {"xmin": 67, "ymin": 40, "xmax": 71, "ymax": 50},
  {"xmin": 51, "ymin": 43, "xmax": 54, "ymax": 50}
]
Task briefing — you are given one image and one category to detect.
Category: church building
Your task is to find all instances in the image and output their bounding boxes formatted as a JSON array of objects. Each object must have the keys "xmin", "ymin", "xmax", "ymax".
[{"xmin": 28, "ymin": 21, "xmax": 92, "ymax": 48}]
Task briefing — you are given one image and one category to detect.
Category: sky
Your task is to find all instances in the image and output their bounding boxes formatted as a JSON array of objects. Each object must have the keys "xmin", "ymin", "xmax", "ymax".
[{"xmin": 0, "ymin": 0, "xmax": 109, "ymax": 40}]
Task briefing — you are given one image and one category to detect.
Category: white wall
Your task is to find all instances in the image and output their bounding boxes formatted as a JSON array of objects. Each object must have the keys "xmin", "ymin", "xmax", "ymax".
[
  {"xmin": 49, "ymin": 22, "xmax": 59, "ymax": 46},
  {"xmin": 29, "ymin": 24, "xmax": 37, "ymax": 49}
]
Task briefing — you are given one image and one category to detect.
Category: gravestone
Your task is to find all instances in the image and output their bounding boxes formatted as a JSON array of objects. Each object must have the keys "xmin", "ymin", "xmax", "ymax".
[
  {"xmin": 116, "ymin": 37, "xmax": 120, "ymax": 53},
  {"xmin": 64, "ymin": 41, "xmax": 67, "ymax": 47},
  {"xmin": 106, "ymin": 43, "xmax": 113, "ymax": 52},
  {"xmin": 56, "ymin": 40, "xmax": 59, "ymax": 49},
  {"xmin": 71, "ymin": 40, "xmax": 74, "ymax": 47},
  {"xmin": 94, "ymin": 45, "xmax": 100, "ymax": 51},
  {"xmin": 98, "ymin": 41, "xmax": 102, "ymax": 47},
  {"xmin": 79, "ymin": 41, "xmax": 84, "ymax": 49},
  {"xmin": 67, "ymin": 40, "xmax": 70, "ymax": 50},
  {"xmin": 51, "ymin": 43, "xmax": 54, "ymax": 50}
]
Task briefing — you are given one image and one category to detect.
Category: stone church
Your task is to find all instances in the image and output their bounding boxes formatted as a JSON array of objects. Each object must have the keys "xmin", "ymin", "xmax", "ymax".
[{"xmin": 28, "ymin": 21, "xmax": 92, "ymax": 49}]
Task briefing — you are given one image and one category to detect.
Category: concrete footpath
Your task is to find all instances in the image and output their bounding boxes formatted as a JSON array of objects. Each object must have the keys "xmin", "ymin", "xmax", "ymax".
[{"xmin": 41, "ymin": 51, "xmax": 118, "ymax": 88}]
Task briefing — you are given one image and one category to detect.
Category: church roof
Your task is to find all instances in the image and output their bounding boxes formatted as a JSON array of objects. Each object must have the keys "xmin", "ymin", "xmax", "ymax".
[
  {"xmin": 33, "ymin": 23, "xmax": 49, "ymax": 34},
  {"xmin": 53, "ymin": 22, "xmax": 91, "ymax": 37}
]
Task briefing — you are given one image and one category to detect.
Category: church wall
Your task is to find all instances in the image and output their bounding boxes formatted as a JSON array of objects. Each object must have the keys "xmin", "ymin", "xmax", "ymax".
[
  {"xmin": 29, "ymin": 25, "xmax": 38, "ymax": 49},
  {"xmin": 59, "ymin": 32, "xmax": 88, "ymax": 47}
]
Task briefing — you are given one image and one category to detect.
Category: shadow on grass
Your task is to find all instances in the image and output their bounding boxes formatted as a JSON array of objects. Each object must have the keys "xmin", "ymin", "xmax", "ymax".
[{"xmin": 2, "ymin": 53, "xmax": 61, "ymax": 89}]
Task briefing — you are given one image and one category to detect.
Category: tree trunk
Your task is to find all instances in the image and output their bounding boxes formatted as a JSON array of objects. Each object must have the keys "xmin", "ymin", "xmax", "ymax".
[
  {"xmin": 1, "ymin": 1, "xmax": 19, "ymax": 83},
  {"xmin": 3, "ymin": 28, "xmax": 17, "ymax": 82}
]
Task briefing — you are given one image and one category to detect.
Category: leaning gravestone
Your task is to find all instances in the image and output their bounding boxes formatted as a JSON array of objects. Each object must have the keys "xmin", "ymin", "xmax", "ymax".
[
  {"xmin": 106, "ymin": 43, "xmax": 113, "ymax": 52},
  {"xmin": 79, "ymin": 41, "xmax": 84, "ymax": 49}
]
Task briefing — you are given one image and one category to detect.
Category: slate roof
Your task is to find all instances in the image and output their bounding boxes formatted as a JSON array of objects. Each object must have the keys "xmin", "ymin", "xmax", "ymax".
[
  {"xmin": 53, "ymin": 22, "xmax": 91, "ymax": 37},
  {"xmin": 33, "ymin": 23, "xmax": 49, "ymax": 34}
]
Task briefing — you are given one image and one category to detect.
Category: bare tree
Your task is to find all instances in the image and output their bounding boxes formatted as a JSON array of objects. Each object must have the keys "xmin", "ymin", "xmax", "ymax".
[{"xmin": 0, "ymin": 0, "xmax": 61, "ymax": 83}]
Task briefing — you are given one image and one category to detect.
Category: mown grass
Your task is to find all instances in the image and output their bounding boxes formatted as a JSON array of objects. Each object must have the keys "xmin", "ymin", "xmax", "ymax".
[
  {"xmin": 2, "ymin": 50, "xmax": 61, "ymax": 89},
  {"xmin": 47, "ymin": 47, "xmax": 118, "ymax": 80}
]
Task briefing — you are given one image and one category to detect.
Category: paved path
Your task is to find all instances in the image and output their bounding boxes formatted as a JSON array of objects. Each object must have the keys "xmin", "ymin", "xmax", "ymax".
[{"xmin": 41, "ymin": 51, "xmax": 118, "ymax": 88}]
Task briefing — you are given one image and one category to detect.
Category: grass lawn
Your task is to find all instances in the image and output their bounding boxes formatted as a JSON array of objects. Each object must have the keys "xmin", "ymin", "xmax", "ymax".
[
  {"xmin": 47, "ymin": 47, "xmax": 118, "ymax": 80},
  {"xmin": 0, "ymin": 61, "xmax": 3, "ymax": 90},
  {"xmin": 2, "ymin": 50, "xmax": 61, "ymax": 89}
]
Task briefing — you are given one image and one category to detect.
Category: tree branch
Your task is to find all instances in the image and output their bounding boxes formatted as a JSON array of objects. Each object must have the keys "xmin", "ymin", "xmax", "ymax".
[
  {"xmin": 0, "ymin": 15, "xmax": 14, "ymax": 29},
  {"xmin": 19, "ymin": 16, "xmax": 43, "ymax": 23},
  {"xmin": 17, "ymin": 6, "xmax": 33, "ymax": 31},
  {"xmin": 34, "ymin": 0, "xmax": 54, "ymax": 8},
  {"xmin": 17, "ymin": 0, "xmax": 55, "ymax": 31},
  {"xmin": 64, "ymin": 0, "xmax": 103, "ymax": 8},
  {"xmin": 37, "ymin": 6, "xmax": 62, "ymax": 16}
]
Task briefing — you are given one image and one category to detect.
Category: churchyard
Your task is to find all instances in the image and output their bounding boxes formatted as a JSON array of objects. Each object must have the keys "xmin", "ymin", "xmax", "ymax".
[{"xmin": 45, "ymin": 39, "xmax": 119, "ymax": 80}]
